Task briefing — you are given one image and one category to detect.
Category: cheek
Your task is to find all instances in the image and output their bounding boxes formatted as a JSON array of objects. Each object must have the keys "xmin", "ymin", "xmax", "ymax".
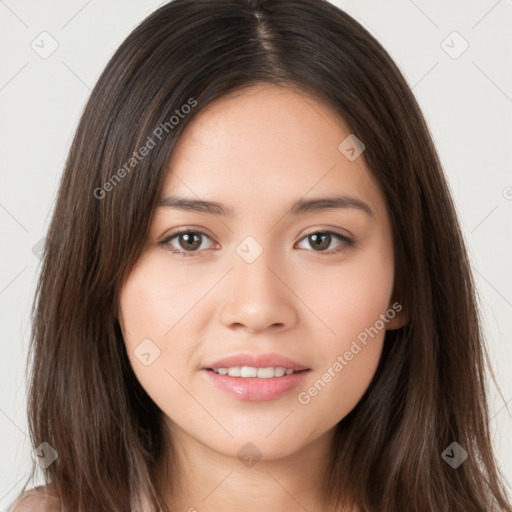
[
  {"xmin": 119, "ymin": 254, "xmax": 201, "ymax": 343},
  {"xmin": 118, "ymin": 257, "xmax": 194, "ymax": 379},
  {"xmin": 303, "ymin": 241, "xmax": 394, "ymax": 348},
  {"xmin": 118, "ymin": 260, "xmax": 204, "ymax": 421}
]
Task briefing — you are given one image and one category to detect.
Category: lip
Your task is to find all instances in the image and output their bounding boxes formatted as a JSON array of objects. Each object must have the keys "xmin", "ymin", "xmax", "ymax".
[
  {"xmin": 203, "ymin": 368, "xmax": 311, "ymax": 401},
  {"xmin": 202, "ymin": 352, "xmax": 311, "ymax": 401},
  {"xmin": 203, "ymin": 352, "xmax": 310, "ymax": 371}
]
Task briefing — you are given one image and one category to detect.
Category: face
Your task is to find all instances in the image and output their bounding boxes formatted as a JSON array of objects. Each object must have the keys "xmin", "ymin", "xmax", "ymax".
[{"xmin": 118, "ymin": 83, "xmax": 406, "ymax": 462}]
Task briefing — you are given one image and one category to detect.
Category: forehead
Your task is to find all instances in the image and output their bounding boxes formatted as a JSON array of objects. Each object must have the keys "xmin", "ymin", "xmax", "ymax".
[{"xmin": 162, "ymin": 84, "xmax": 385, "ymax": 219}]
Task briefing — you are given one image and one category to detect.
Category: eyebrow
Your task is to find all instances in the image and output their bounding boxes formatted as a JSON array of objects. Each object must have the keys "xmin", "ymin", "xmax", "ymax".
[{"xmin": 158, "ymin": 194, "xmax": 374, "ymax": 217}]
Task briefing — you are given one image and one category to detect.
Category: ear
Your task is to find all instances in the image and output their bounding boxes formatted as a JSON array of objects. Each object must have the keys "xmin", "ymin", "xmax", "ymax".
[{"xmin": 385, "ymin": 299, "xmax": 408, "ymax": 330}]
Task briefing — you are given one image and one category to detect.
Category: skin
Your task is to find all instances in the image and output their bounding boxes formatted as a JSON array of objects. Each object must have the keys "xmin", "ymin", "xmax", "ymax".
[{"xmin": 118, "ymin": 83, "xmax": 407, "ymax": 512}]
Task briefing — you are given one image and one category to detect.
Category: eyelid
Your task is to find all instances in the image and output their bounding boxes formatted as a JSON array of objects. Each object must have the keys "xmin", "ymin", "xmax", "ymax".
[
  {"xmin": 160, "ymin": 226, "xmax": 213, "ymax": 240},
  {"xmin": 298, "ymin": 224, "xmax": 355, "ymax": 240}
]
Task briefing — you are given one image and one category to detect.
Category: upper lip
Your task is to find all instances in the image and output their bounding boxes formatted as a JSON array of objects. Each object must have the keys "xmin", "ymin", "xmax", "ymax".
[{"xmin": 203, "ymin": 352, "xmax": 310, "ymax": 371}]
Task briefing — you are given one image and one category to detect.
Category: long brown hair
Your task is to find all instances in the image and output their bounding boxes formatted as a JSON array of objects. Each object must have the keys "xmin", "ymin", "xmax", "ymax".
[{"xmin": 11, "ymin": 0, "xmax": 511, "ymax": 511}]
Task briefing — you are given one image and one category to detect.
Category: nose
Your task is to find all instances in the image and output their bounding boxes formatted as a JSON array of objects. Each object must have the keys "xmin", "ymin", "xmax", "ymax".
[{"xmin": 219, "ymin": 247, "xmax": 298, "ymax": 334}]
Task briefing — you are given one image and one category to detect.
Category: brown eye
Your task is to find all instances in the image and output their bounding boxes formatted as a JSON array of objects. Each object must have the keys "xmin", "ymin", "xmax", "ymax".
[
  {"xmin": 296, "ymin": 231, "xmax": 355, "ymax": 254},
  {"xmin": 307, "ymin": 233, "xmax": 331, "ymax": 251},
  {"xmin": 175, "ymin": 232, "xmax": 202, "ymax": 251},
  {"xmin": 161, "ymin": 230, "xmax": 214, "ymax": 257},
  {"xmin": 159, "ymin": 228, "xmax": 355, "ymax": 258}
]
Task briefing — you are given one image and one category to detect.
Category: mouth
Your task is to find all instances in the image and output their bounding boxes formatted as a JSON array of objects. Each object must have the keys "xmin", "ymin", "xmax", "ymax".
[{"xmin": 201, "ymin": 352, "xmax": 311, "ymax": 401}]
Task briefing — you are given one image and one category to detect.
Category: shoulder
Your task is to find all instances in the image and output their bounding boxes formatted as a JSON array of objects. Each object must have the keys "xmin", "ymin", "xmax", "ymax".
[{"xmin": 8, "ymin": 484, "xmax": 60, "ymax": 512}]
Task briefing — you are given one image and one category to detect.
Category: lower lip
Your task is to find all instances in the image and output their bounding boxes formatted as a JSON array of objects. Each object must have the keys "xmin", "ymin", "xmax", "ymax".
[{"xmin": 203, "ymin": 369, "xmax": 310, "ymax": 401}]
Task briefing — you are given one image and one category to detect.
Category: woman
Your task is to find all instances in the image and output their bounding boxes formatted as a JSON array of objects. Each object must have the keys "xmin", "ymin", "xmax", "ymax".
[{"xmin": 9, "ymin": 0, "xmax": 512, "ymax": 511}]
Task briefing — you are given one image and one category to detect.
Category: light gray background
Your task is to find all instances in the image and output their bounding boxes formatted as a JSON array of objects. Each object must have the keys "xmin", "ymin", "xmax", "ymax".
[{"xmin": 1, "ymin": 0, "xmax": 511, "ymax": 507}]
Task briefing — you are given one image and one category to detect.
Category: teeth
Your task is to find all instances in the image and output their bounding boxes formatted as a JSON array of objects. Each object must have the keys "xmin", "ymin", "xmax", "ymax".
[
  {"xmin": 213, "ymin": 366, "xmax": 298, "ymax": 378},
  {"xmin": 227, "ymin": 367, "xmax": 241, "ymax": 377}
]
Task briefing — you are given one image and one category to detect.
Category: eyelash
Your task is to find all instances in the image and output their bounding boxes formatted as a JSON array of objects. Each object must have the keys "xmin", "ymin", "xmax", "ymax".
[{"xmin": 158, "ymin": 228, "xmax": 356, "ymax": 258}]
